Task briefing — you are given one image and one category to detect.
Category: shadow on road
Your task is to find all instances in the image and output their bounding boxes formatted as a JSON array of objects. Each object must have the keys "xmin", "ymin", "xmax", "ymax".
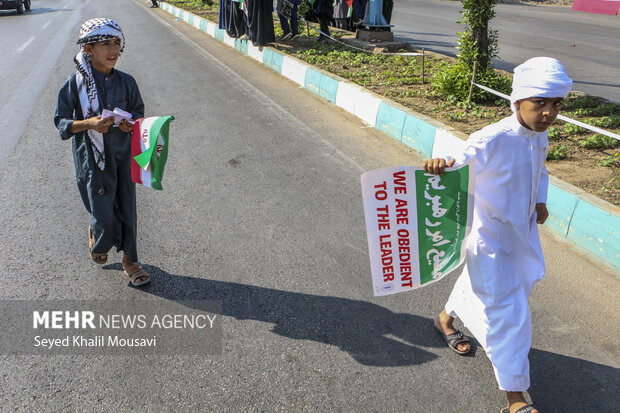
[
  {"xmin": 102, "ymin": 264, "xmax": 619, "ymax": 410},
  {"xmin": 529, "ymin": 348, "xmax": 620, "ymax": 411},
  {"xmin": 104, "ymin": 263, "xmax": 453, "ymax": 367}
]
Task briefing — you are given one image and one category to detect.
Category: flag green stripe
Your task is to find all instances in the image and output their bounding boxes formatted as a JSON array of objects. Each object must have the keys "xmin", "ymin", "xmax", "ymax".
[{"xmin": 133, "ymin": 116, "xmax": 174, "ymax": 169}]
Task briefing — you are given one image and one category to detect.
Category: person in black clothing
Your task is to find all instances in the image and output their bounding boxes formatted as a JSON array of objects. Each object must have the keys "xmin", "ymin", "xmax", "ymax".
[
  {"xmin": 224, "ymin": 0, "xmax": 248, "ymax": 38},
  {"xmin": 383, "ymin": 0, "xmax": 393, "ymax": 25},
  {"xmin": 277, "ymin": 0, "xmax": 301, "ymax": 40},
  {"xmin": 151, "ymin": 0, "xmax": 159, "ymax": 8},
  {"xmin": 314, "ymin": 0, "xmax": 333, "ymax": 41},
  {"xmin": 247, "ymin": 0, "xmax": 275, "ymax": 46}
]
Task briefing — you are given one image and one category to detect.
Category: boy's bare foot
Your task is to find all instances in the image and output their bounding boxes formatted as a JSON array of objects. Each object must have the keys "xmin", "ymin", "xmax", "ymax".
[
  {"xmin": 504, "ymin": 392, "xmax": 539, "ymax": 413},
  {"xmin": 434, "ymin": 309, "xmax": 471, "ymax": 354},
  {"xmin": 122, "ymin": 254, "xmax": 150, "ymax": 286}
]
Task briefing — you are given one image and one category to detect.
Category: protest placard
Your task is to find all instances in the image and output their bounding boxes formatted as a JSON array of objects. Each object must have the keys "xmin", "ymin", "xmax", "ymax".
[{"xmin": 361, "ymin": 163, "xmax": 475, "ymax": 296}]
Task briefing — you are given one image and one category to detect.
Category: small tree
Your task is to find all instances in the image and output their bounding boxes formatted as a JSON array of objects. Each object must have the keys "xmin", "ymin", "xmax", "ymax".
[
  {"xmin": 458, "ymin": 0, "xmax": 498, "ymax": 72},
  {"xmin": 432, "ymin": 0, "xmax": 510, "ymax": 102}
]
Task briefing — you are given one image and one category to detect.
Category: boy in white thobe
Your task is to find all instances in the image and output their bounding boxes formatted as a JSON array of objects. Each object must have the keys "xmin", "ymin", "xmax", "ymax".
[{"xmin": 425, "ymin": 57, "xmax": 573, "ymax": 413}]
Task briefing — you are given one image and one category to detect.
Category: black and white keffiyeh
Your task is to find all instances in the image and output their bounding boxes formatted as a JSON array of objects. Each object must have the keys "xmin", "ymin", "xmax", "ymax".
[{"xmin": 74, "ymin": 18, "xmax": 125, "ymax": 170}]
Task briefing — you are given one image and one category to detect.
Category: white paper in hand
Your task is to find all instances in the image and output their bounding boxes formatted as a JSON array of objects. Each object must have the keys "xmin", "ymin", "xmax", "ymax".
[{"xmin": 101, "ymin": 107, "xmax": 133, "ymax": 126}]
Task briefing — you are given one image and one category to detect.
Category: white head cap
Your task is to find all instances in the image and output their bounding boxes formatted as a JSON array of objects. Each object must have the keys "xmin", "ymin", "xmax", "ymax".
[{"xmin": 510, "ymin": 57, "xmax": 572, "ymax": 111}]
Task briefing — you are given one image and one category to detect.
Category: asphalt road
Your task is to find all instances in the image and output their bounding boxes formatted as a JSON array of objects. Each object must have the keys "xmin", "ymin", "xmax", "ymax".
[
  {"xmin": 0, "ymin": 0, "xmax": 618, "ymax": 411},
  {"xmin": 391, "ymin": 0, "xmax": 620, "ymax": 103}
]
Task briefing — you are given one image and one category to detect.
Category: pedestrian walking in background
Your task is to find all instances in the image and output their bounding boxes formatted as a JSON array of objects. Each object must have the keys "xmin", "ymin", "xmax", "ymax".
[
  {"xmin": 425, "ymin": 57, "xmax": 573, "ymax": 413},
  {"xmin": 151, "ymin": 0, "xmax": 159, "ymax": 8},
  {"xmin": 277, "ymin": 0, "xmax": 300, "ymax": 40},
  {"xmin": 312, "ymin": 0, "xmax": 333, "ymax": 41},
  {"xmin": 54, "ymin": 18, "xmax": 151, "ymax": 287}
]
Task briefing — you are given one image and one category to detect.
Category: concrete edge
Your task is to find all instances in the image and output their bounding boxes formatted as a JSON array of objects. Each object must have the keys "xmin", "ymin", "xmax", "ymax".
[{"xmin": 158, "ymin": 2, "xmax": 620, "ymax": 273}]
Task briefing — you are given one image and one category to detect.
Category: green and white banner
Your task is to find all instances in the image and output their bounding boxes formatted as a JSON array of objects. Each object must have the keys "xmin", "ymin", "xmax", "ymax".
[{"xmin": 361, "ymin": 163, "xmax": 475, "ymax": 296}]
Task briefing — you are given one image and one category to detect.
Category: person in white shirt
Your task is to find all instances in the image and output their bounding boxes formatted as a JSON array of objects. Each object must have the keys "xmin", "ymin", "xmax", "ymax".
[{"xmin": 424, "ymin": 57, "xmax": 573, "ymax": 413}]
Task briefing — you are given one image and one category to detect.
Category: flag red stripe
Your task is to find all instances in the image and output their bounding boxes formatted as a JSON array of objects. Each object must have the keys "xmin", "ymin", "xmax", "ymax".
[{"xmin": 131, "ymin": 118, "xmax": 144, "ymax": 185}]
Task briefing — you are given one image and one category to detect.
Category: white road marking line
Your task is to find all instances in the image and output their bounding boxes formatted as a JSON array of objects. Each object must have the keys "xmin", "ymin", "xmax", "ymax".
[
  {"xmin": 17, "ymin": 37, "xmax": 35, "ymax": 52},
  {"xmin": 42, "ymin": 21, "xmax": 51, "ymax": 29}
]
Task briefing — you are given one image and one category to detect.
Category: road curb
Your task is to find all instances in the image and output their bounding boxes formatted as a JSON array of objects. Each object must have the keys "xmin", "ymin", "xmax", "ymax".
[{"xmin": 158, "ymin": 2, "xmax": 619, "ymax": 273}]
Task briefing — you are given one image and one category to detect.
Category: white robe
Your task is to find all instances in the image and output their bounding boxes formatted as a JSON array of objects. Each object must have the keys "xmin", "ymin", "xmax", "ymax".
[{"xmin": 445, "ymin": 113, "xmax": 549, "ymax": 392}]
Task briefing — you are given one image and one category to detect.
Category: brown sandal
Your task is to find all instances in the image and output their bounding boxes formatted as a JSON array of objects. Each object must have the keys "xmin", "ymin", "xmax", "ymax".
[
  {"xmin": 88, "ymin": 226, "xmax": 107, "ymax": 264},
  {"xmin": 500, "ymin": 405, "xmax": 537, "ymax": 413},
  {"xmin": 124, "ymin": 264, "xmax": 150, "ymax": 287}
]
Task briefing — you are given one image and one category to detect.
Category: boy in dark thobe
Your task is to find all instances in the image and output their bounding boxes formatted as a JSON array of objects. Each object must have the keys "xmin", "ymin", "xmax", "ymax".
[{"xmin": 54, "ymin": 18, "xmax": 150, "ymax": 286}]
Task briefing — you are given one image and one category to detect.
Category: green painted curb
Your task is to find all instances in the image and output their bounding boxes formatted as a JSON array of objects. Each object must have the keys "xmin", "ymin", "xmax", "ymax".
[
  {"xmin": 304, "ymin": 68, "xmax": 322, "ymax": 97},
  {"xmin": 263, "ymin": 49, "xmax": 283, "ymax": 73},
  {"xmin": 568, "ymin": 199, "xmax": 620, "ymax": 268},
  {"xmin": 546, "ymin": 183, "xmax": 578, "ymax": 237},
  {"xmin": 375, "ymin": 102, "xmax": 406, "ymax": 141},
  {"xmin": 402, "ymin": 115, "xmax": 435, "ymax": 157},
  {"xmin": 214, "ymin": 28, "xmax": 225, "ymax": 42},
  {"xmin": 235, "ymin": 38, "xmax": 248, "ymax": 54}
]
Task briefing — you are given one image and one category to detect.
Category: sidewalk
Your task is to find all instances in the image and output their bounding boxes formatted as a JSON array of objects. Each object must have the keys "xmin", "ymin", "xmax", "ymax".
[{"xmin": 156, "ymin": 1, "xmax": 619, "ymax": 274}]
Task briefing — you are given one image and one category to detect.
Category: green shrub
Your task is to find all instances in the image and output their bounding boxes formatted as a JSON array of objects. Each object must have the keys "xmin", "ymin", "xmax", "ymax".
[
  {"xmin": 580, "ymin": 134, "xmax": 620, "ymax": 150},
  {"xmin": 170, "ymin": 0, "xmax": 216, "ymax": 9},
  {"xmin": 593, "ymin": 115, "xmax": 620, "ymax": 129},
  {"xmin": 598, "ymin": 153, "xmax": 620, "ymax": 167},
  {"xmin": 547, "ymin": 145, "xmax": 568, "ymax": 160},
  {"xmin": 447, "ymin": 112, "xmax": 467, "ymax": 122},
  {"xmin": 562, "ymin": 96, "xmax": 599, "ymax": 111},
  {"xmin": 431, "ymin": 62, "xmax": 511, "ymax": 103},
  {"xmin": 547, "ymin": 127, "xmax": 561, "ymax": 141},
  {"xmin": 563, "ymin": 123, "xmax": 585, "ymax": 136},
  {"xmin": 570, "ymin": 104, "xmax": 618, "ymax": 117}
]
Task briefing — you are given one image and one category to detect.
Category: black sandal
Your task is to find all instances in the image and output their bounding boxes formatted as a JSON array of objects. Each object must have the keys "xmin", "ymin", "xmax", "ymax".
[{"xmin": 434, "ymin": 326, "xmax": 471, "ymax": 355}]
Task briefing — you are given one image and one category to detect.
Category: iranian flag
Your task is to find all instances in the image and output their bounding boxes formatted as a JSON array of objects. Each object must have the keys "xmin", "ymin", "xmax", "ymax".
[{"xmin": 131, "ymin": 116, "xmax": 175, "ymax": 190}]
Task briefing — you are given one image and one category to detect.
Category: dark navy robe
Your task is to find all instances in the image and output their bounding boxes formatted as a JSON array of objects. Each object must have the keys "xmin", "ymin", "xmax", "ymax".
[
  {"xmin": 54, "ymin": 68, "xmax": 145, "ymax": 263},
  {"xmin": 226, "ymin": 0, "xmax": 248, "ymax": 38},
  {"xmin": 247, "ymin": 0, "xmax": 275, "ymax": 46}
]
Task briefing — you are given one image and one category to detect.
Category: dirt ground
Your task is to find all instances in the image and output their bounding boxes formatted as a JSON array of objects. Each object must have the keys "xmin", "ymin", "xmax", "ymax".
[{"xmin": 168, "ymin": 1, "xmax": 619, "ymax": 207}]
